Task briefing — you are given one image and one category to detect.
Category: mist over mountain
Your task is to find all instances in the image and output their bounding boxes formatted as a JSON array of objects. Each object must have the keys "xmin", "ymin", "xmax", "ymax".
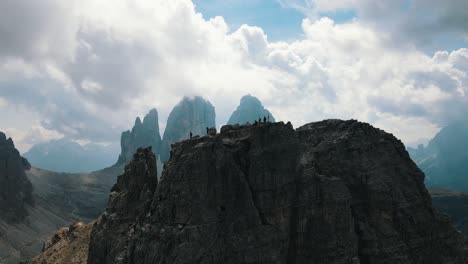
[
  {"xmin": 227, "ymin": 94, "xmax": 275, "ymax": 125},
  {"xmin": 408, "ymin": 121, "xmax": 468, "ymax": 192},
  {"xmin": 160, "ymin": 96, "xmax": 216, "ymax": 162},
  {"xmin": 23, "ymin": 138, "xmax": 119, "ymax": 173}
]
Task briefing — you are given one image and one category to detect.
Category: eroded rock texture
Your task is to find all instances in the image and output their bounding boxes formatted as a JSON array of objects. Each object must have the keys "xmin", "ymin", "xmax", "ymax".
[
  {"xmin": 28, "ymin": 222, "xmax": 92, "ymax": 264},
  {"xmin": 227, "ymin": 94, "xmax": 275, "ymax": 125},
  {"xmin": 160, "ymin": 96, "xmax": 215, "ymax": 162},
  {"xmin": 0, "ymin": 132, "xmax": 33, "ymax": 222},
  {"xmin": 88, "ymin": 120, "xmax": 467, "ymax": 264},
  {"xmin": 118, "ymin": 109, "xmax": 162, "ymax": 164}
]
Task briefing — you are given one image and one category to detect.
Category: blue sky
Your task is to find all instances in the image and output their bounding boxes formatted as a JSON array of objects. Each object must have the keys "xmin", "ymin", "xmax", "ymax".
[
  {"xmin": 193, "ymin": 0, "xmax": 467, "ymax": 53},
  {"xmin": 192, "ymin": 0, "xmax": 355, "ymax": 41}
]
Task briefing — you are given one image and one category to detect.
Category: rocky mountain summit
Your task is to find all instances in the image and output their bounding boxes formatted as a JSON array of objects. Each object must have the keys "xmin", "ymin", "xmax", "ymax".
[
  {"xmin": 160, "ymin": 96, "xmax": 216, "ymax": 161},
  {"xmin": 84, "ymin": 120, "xmax": 467, "ymax": 264},
  {"xmin": 117, "ymin": 109, "xmax": 162, "ymax": 164},
  {"xmin": 0, "ymin": 132, "xmax": 34, "ymax": 222},
  {"xmin": 227, "ymin": 94, "xmax": 275, "ymax": 125}
]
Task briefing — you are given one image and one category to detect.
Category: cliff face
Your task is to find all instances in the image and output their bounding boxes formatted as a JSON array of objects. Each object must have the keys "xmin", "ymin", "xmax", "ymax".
[
  {"xmin": 117, "ymin": 109, "xmax": 162, "ymax": 164},
  {"xmin": 87, "ymin": 120, "xmax": 467, "ymax": 264},
  {"xmin": 88, "ymin": 147, "xmax": 158, "ymax": 263},
  {"xmin": 0, "ymin": 132, "xmax": 33, "ymax": 222},
  {"xmin": 160, "ymin": 96, "xmax": 216, "ymax": 161},
  {"xmin": 227, "ymin": 94, "xmax": 275, "ymax": 125}
]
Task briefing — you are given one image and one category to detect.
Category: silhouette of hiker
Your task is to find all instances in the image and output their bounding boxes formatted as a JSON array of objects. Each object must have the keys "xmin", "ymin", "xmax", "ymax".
[
  {"xmin": 190, "ymin": 131, "xmax": 193, "ymax": 139},
  {"xmin": 263, "ymin": 116, "xmax": 267, "ymax": 123},
  {"xmin": 206, "ymin": 127, "xmax": 209, "ymax": 135}
]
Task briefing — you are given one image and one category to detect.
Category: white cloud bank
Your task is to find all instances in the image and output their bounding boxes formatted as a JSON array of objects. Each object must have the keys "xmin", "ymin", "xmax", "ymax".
[{"xmin": 0, "ymin": 0, "xmax": 466, "ymax": 152}]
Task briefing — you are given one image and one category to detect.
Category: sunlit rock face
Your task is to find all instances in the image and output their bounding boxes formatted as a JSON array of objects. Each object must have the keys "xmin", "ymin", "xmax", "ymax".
[
  {"xmin": 0, "ymin": 132, "xmax": 33, "ymax": 222},
  {"xmin": 88, "ymin": 120, "xmax": 467, "ymax": 264},
  {"xmin": 117, "ymin": 108, "xmax": 162, "ymax": 165},
  {"xmin": 159, "ymin": 96, "xmax": 216, "ymax": 162},
  {"xmin": 227, "ymin": 94, "xmax": 275, "ymax": 125}
]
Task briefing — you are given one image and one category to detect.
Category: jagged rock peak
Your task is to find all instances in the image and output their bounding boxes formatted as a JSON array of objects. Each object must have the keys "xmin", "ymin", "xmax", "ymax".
[
  {"xmin": 88, "ymin": 120, "xmax": 467, "ymax": 264},
  {"xmin": 0, "ymin": 132, "xmax": 34, "ymax": 222},
  {"xmin": 117, "ymin": 109, "xmax": 162, "ymax": 165},
  {"xmin": 227, "ymin": 94, "xmax": 275, "ymax": 125},
  {"xmin": 160, "ymin": 96, "xmax": 216, "ymax": 161},
  {"xmin": 143, "ymin": 108, "xmax": 159, "ymax": 130},
  {"xmin": 88, "ymin": 147, "xmax": 157, "ymax": 263},
  {"xmin": 134, "ymin": 117, "xmax": 142, "ymax": 126},
  {"xmin": 0, "ymin": 131, "xmax": 7, "ymax": 142}
]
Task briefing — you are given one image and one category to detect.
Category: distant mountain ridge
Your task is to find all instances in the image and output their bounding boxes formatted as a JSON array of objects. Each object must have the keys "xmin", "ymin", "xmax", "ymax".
[
  {"xmin": 23, "ymin": 138, "xmax": 119, "ymax": 173},
  {"xmin": 408, "ymin": 121, "xmax": 468, "ymax": 192}
]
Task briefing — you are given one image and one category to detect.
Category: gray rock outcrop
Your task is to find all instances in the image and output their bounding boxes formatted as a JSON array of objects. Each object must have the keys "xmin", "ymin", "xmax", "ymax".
[
  {"xmin": 0, "ymin": 132, "xmax": 33, "ymax": 222},
  {"xmin": 117, "ymin": 109, "xmax": 162, "ymax": 164},
  {"xmin": 227, "ymin": 94, "xmax": 275, "ymax": 125},
  {"xmin": 88, "ymin": 120, "xmax": 467, "ymax": 264},
  {"xmin": 160, "ymin": 96, "xmax": 215, "ymax": 161}
]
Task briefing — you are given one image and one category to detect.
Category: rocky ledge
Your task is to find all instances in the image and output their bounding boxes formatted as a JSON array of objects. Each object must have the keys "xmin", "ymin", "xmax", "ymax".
[
  {"xmin": 27, "ymin": 222, "xmax": 93, "ymax": 264},
  {"xmin": 62, "ymin": 120, "xmax": 467, "ymax": 263}
]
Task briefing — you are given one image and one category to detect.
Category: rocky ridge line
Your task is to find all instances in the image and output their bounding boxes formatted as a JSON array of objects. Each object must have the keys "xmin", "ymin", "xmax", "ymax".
[{"xmin": 86, "ymin": 120, "xmax": 467, "ymax": 264}]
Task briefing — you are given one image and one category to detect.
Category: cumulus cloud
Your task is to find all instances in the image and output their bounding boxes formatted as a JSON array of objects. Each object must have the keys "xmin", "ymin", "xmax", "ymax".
[
  {"xmin": 280, "ymin": 0, "xmax": 468, "ymax": 49},
  {"xmin": 0, "ymin": 0, "xmax": 466, "ymax": 151}
]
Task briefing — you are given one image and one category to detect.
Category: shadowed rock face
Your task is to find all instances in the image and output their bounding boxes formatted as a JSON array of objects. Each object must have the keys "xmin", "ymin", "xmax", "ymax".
[
  {"xmin": 160, "ymin": 96, "xmax": 215, "ymax": 162},
  {"xmin": 0, "ymin": 132, "xmax": 33, "ymax": 222},
  {"xmin": 227, "ymin": 94, "xmax": 275, "ymax": 125},
  {"xmin": 117, "ymin": 109, "xmax": 162, "ymax": 164},
  {"xmin": 88, "ymin": 147, "xmax": 158, "ymax": 263},
  {"xmin": 88, "ymin": 120, "xmax": 467, "ymax": 264}
]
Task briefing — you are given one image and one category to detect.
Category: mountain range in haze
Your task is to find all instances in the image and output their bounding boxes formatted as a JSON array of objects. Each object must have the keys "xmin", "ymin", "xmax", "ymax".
[
  {"xmin": 408, "ymin": 121, "xmax": 468, "ymax": 193},
  {"xmin": 23, "ymin": 138, "xmax": 119, "ymax": 173}
]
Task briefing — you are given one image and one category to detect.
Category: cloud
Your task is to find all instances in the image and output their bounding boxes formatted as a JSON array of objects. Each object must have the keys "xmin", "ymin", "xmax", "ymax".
[
  {"xmin": 280, "ymin": 0, "xmax": 468, "ymax": 50},
  {"xmin": 0, "ymin": 0, "xmax": 466, "ymax": 151}
]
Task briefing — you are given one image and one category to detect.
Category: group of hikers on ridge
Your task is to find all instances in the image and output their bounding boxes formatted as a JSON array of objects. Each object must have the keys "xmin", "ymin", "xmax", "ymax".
[{"xmin": 189, "ymin": 114, "xmax": 272, "ymax": 139}]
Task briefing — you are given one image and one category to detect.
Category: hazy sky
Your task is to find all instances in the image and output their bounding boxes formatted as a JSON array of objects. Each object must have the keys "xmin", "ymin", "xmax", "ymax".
[{"xmin": 0, "ymin": 0, "xmax": 467, "ymax": 152}]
